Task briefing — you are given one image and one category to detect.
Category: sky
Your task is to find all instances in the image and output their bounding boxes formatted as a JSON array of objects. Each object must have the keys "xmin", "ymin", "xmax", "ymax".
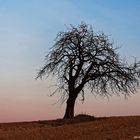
[{"xmin": 0, "ymin": 0, "xmax": 140, "ymax": 122}]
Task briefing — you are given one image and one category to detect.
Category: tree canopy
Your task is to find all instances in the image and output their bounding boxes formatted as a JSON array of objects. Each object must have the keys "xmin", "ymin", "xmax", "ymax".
[{"xmin": 37, "ymin": 22, "xmax": 140, "ymax": 118}]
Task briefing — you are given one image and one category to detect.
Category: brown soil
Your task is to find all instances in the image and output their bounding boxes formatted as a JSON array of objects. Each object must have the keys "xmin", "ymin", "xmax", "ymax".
[{"xmin": 0, "ymin": 116, "xmax": 139, "ymax": 140}]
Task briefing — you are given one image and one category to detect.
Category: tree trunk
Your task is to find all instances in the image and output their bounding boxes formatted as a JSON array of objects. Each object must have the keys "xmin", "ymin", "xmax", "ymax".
[{"xmin": 63, "ymin": 96, "xmax": 76, "ymax": 119}]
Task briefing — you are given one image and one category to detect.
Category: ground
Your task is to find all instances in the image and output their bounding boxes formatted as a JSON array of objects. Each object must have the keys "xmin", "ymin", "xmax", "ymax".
[{"xmin": 0, "ymin": 115, "xmax": 139, "ymax": 140}]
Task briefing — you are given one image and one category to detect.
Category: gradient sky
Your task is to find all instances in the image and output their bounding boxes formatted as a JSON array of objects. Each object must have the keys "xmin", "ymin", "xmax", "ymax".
[{"xmin": 0, "ymin": 0, "xmax": 140, "ymax": 122}]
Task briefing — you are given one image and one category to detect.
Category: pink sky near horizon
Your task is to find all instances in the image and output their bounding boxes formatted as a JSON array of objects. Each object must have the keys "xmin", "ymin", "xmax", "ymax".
[{"xmin": 0, "ymin": 77, "xmax": 140, "ymax": 123}]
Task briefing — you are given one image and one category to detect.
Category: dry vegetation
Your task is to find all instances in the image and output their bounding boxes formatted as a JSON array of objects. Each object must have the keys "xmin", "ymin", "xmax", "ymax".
[{"xmin": 0, "ymin": 115, "xmax": 139, "ymax": 140}]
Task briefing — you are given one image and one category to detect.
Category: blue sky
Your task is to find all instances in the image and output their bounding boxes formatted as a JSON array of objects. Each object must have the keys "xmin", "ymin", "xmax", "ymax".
[{"xmin": 0, "ymin": 0, "xmax": 140, "ymax": 122}]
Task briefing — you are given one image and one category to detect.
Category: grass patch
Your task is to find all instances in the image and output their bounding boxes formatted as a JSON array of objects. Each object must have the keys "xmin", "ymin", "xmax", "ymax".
[{"xmin": 37, "ymin": 114, "xmax": 97, "ymax": 126}]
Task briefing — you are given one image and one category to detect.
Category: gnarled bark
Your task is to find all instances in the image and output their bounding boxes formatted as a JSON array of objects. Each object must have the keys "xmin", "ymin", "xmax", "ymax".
[{"xmin": 63, "ymin": 95, "xmax": 77, "ymax": 119}]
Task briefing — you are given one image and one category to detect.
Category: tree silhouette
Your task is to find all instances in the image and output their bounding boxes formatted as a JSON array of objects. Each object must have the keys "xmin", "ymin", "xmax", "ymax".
[{"xmin": 37, "ymin": 22, "xmax": 140, "ymax": 119}]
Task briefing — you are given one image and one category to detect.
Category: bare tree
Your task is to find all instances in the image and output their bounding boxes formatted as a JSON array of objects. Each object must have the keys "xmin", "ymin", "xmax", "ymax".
[{"xmin": 36, "ymin": 22, "xmax": 140, "ymax": 119}]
